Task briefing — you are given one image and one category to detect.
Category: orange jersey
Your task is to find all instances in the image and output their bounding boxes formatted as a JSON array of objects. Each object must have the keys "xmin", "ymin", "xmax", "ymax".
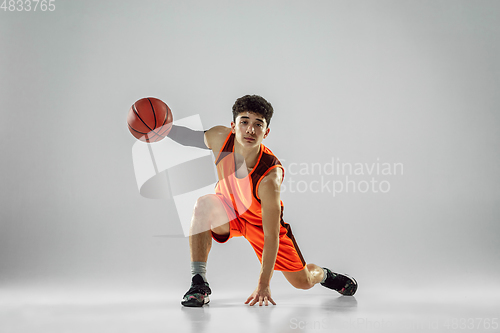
[
  {"xmin": 214, "ymin": 132, "xmax": 284, "ymax": 224},
  {"xmin": 212, "ymin": 132, "xmax": 306, "ymax": 272}
]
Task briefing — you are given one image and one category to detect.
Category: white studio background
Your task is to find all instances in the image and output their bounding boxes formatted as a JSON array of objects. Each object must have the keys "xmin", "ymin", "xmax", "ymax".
[{"xmin": 1, "ymin": 0, "xmax": 499, "ymax": 298}]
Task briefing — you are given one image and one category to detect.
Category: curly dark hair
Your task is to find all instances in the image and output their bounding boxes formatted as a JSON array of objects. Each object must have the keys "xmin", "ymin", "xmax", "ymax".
[{"xmin": 232, "ymin": 95, "xmax": 274, "ymax": 128}]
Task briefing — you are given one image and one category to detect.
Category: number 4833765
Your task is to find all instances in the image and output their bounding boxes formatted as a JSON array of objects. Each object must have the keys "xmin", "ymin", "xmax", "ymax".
[{"xmin": 1, "ymin": 0, "xmax": 56, "ymax": 11}]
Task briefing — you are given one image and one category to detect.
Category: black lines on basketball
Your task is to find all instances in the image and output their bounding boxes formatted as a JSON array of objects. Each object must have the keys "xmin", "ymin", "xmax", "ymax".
[
  {"xmin": 133, "ymin": 102, "xmax": 161, "ymax": 141},
  {"xmin": 155, "ymin": 103, "xmax": 172, "ymax": 138},
  {"xmin": 147, "ymin": 98, "xmax": 157, "ymax": 131},
  {"xmin": 157, "ymin": 105, "xmax": 171, "ymax": 137},
  {"xmin": 128, "ymin": 123, "xmax": 148, "ymax": 135},
  {"xmin": 146, "ymin": 98, "xmax": 167, "ymax": 141},
  {"xmin": 127, "ymin": 97, "xmax": 173, "ymax": 143},
  {"xmin": 157, "ymin": 117, "xmax": 172, "ymax": 137},
  {"xmin": 128, "ymin": 126, "xmax": 151, "ymax": 142},
  {"xmin": 132, "ymin": 104, "xmax": 154, "ymax": 132}
]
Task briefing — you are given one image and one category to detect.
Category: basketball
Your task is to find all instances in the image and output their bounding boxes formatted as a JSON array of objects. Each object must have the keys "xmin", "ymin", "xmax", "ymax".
[{"xmin": 127, "ymin": 97, "xmax": 173, "ymax": 142}]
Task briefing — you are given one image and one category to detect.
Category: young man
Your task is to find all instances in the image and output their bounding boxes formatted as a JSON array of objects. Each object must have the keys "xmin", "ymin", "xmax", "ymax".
[{"xmin": 169, "ymin": 95, "xmax": 357, "ymax": 307}]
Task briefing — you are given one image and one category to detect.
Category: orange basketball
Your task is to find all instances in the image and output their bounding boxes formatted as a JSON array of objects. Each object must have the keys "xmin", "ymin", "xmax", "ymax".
[{"xmin": 127, "ymin": 97, "xmax": 173, "ymax": 142}]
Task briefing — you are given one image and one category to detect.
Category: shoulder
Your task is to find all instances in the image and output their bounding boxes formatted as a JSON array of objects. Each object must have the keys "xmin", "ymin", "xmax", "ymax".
[
  {"xmin": 257, "ymin": 167, "xmax": 283, "ymax": 199},
  {"xmin": 261, "ymin": 167, "xmax": 283, "ymax": 185},
  {"xmin": 204, "ymin": 126, "xmax": 231, "ymax": 151},
  {"xmin": 258, "ymin": 146, "xmax": 283, "ymax": 171}
]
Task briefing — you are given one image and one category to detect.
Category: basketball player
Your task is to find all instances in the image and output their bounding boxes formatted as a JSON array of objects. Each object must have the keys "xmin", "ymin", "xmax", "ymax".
[{"xmin": 168, "ymin": 95, "xmax": 357, "ymax": 307}]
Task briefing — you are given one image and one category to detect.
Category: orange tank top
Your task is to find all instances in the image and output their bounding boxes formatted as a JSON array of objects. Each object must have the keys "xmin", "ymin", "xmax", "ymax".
[{"xmin": 214, "ymin": 132, "xmax": 285, "ymax": 225}]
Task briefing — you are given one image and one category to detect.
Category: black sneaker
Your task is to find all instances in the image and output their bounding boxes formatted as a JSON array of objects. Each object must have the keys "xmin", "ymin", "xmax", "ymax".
[
  {"xmin": 321, "ymin": 268, "xmax": 358, "ymax": 296},
  {"xmin": 181, "ymin": 274, "xmax": 212, "ymax": 307}
]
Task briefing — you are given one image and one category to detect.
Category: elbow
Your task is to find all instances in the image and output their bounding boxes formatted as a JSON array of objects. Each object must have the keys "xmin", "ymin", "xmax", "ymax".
[{"xmin": 264, "ymin": 233, "xmax": 280, "ymax": 244}]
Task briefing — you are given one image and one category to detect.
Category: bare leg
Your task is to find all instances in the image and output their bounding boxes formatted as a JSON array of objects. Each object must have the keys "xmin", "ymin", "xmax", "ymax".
[
  {"xmin": 189, "ymin": 194, "xmax": 230, "ymax": 262},
  {"xmin": 282, "ymin": 263, "xmax": 325, "ymax": 290},
  {"xmin": 182, "ymin": 195, "xmax": 232, "ymax": 307},
  {"xmin": 189, "ymin": 230, "xmax": 212, "ymax": 262}
]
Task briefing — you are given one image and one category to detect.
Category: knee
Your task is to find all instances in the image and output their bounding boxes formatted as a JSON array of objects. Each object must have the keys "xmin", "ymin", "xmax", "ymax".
[
  {"xmin": 190, "ymin": 196, "xmax": 216, "ymax": 232},
  {"xmin": 192, "ymin": 195, "xmax": 218, "ymax": 220},
  {"xmin": 289, "ymin": 274, "xmax": 314, "ymax": 290},
  {"xmin": 292, "ymin": 281, "xmax": 313, "ymax": 290},
  {"xmin": 296, "ymin": 279, "xmax": 314, "ymax": 290}
]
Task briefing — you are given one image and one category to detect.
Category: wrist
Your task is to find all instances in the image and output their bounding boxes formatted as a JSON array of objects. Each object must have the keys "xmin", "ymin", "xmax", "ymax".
[{"xmin": 258, "ymin": 278, "xmax": 271, "ymax": 287}]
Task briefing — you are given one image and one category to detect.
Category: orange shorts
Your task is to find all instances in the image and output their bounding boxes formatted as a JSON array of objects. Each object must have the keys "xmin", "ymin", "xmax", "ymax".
[{"xmin": 211, "ymin": 194, "xmax": 306, "ymax": 272}]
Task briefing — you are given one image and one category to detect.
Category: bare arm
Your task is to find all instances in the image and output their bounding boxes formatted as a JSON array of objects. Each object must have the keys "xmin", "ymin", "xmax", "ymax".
[
  {"xmin": 167, "ymin": 124, "xmax": 229, "ymax": 152},
  {"xmin": 167, "ymin": 125, "xmax": 208, "ymax": 149},
  {"xmin": 245, "ymin": 167, "xmax": 283, "ymax": 306},
  {"xmin": 203, "ymin": 125, "xmax": 231, "ymax": 153}
]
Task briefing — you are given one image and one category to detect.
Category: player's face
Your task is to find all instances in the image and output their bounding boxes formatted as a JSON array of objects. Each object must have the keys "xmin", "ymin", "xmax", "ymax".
[{"xmin": 231, "ymin": 112, "xmax": 270, "ymax": 148}]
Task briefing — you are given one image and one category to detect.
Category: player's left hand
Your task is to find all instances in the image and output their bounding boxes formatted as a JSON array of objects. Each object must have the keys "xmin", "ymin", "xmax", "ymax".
[{"xmin": 245, "ymin": 285, "xmax": 276, "ymax": 306}]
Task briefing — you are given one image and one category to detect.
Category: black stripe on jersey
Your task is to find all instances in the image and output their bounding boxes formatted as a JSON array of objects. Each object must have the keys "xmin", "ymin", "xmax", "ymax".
[
  {"xmin": 251, "ymin": 152, "xmax": 281, "ymax": 202},
  {"xmin": 215, "ymin": 133, "xmax": 235, "ymax": 165},
  {"xmin": 280, "ymin": 218, "xmax": 306, "ymax": 267}
]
